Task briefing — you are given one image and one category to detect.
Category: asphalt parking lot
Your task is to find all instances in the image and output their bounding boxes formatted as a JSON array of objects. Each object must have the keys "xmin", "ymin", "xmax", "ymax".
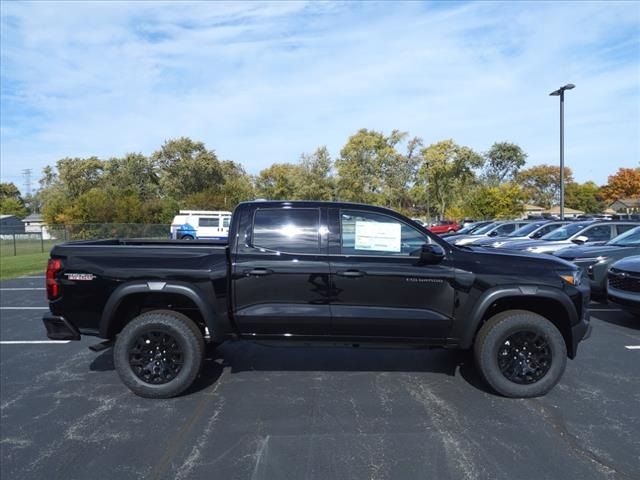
[{"xmin": 1, "ymin": 275, "xmax": 639, "ymax": 480}]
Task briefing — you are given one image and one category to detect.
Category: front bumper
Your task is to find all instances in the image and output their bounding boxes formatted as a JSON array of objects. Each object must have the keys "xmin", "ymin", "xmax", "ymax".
[
  {"xmin": 569, "ymin": 281, "xmax": 592, "ymax": 358},
  {"xmin": 43, "ymin": 315, "xmax": 80, "ymax": 341}
]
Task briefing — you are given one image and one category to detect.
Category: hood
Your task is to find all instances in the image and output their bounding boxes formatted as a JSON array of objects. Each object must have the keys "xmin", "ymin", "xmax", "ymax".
[
  {"xmin": 498, "ymin": 239, "xmax": 552, "ymax": 250},
  {"xmin": 449, "ymin": 234, "xmax": 488, "ymax": 245},
  {"xmin": 611, "ymin": 255, "xmax": 640, "ymax": 274},
  {"xmin": 473, "ymin": 235, "xmax": 528, "ymax": 246},
  {"xmin": 555, "ymin": 244, "xmax": 640, "ymax": 260},
  {"xmin": 459, "ymin": 244, "xmax": 576, "ymax": 271}
]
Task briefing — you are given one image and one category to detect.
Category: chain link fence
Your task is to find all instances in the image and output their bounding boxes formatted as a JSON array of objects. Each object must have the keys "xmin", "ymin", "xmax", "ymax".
[{"xmin": 0, "ymin": 224, "xmax": 170, "ymax": 257}]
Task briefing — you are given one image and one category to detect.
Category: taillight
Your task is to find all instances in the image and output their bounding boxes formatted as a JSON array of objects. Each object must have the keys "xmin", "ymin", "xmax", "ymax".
[{"xmin": 46, "ymin": 258, "xmax": 62, "ymax": 300}]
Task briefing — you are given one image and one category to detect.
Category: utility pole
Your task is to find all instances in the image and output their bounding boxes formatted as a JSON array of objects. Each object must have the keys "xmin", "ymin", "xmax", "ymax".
[
  {"xmin": 425, "ymin": 161, "xmax": 430, "ymax": 224},
  {"xmin": 549, "ymin": 84, "xmax": 575, "ymax": 220}
]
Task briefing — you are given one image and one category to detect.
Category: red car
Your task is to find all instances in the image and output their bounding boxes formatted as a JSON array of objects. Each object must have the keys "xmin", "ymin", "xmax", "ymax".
[{"xmin": 428, "ymin": 220, "xmax": 461, "ymax": 234}]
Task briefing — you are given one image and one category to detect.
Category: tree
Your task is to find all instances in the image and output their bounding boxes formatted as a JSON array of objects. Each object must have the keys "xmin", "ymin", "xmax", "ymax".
[
  {"xmin": 335, "ymin": 129, "xmax": 407, "ymax": 204},
  {"xmin": 483, "ymin": 142, "xmax": 527, "ymax": 185},
  {"xmin": 56, "ymin": 157, "xmax": 105, "ymax": 198},
  {"xmin": 183, "ymin": 160, "xmax": 255, "ymax": 210},
  {"xmin": 255, "ymin": 163, "xmax": 303, "ymax": 200},
  {"xmin": 565, "ymin": 181, "xmax": 604, "ymax": 213},
  {"xmin": 416, "ymin": 140, "xmax": 484, "ymax": 218},
  {"xmin": 0, "ymin": 182, "xmax": 28, "ymax": 217},
  {"xmin": 517, "ymin": 164, "xmax": 573, "ymax": 208},
  {"xmin": 103, "ymin": 153, "xmax": 159, "ymax": 200},
  {"xmin": 296, "ymin": 146, "xmax": 335, "ymax": 201},
  {"xmin": 599, "ymin": 167, "xmax": 640, "ymax": 203},
  {"xmin": 464, "ymin": 183, "xmax": 526, "ymax": 219},
  {"xmin": 152, "ymin": 137, "xmax": 223, "ymax": 199}
]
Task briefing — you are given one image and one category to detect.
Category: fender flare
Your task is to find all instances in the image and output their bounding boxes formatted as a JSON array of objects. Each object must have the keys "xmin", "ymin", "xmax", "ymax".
[
  {"xmin": 458, "ymin": 285, "xmax": 578, "ymax": 350},
  {"xmin": 99, "ymin": 281, "xmax": 220, "ymax": 340}
]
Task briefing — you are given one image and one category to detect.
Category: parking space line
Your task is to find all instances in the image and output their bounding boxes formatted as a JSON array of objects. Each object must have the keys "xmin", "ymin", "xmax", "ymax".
[
  {"xmin": 0, "ymin": 288, "xmax": 45, "ymax": 291},
  {"xmin": 0, "ymin": 307, "xmax": 48, "ymax": 310},
  {"xmin": 0, "ymin": 340, "xmax": 70, "ymax": 345},
  {"xmin": 624, "ymin": 346, "xmax": 640, "ymax": 350}
]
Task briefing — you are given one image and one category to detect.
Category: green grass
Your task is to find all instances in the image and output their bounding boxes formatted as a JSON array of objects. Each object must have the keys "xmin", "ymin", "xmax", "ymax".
[
  {"xmin": 0, "ymin": 252, "xmax": 49, "ymax": 280},
  {"xmin": 0, "ymin": 239, "xmax": 59, "ymax": 257}
]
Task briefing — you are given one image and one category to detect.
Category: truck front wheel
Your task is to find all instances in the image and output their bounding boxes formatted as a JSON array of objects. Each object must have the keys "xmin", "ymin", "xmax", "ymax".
[
  {"xmin": 474, "ymin": 310, "xmax": 567, "ymax": 398},
  {"xmin": 114, "ymin": 310, "xmax": 205, "ymax": 398}
]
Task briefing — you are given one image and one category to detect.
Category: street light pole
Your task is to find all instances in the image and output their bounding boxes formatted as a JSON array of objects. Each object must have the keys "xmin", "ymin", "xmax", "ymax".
[
  {"xmin": 549, "ymin": 83, "xmax": 575, "ymax": 221},
  {"xmin": 425, "ymin": 161, "xmax": 430, "ymax": 224}
]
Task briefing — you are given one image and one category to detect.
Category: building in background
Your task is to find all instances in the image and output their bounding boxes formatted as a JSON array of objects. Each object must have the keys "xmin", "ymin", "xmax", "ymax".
[
  {"xmin": 609, "ymin": 198, "xmax": 640, "ymax": 216},
  {"xmin": 22, "ymin": 213, "xmax": 53, "ymax": 239},
  {"xmin": 0, "ymin": 215, "xmax": 26, "ymax": 235}
]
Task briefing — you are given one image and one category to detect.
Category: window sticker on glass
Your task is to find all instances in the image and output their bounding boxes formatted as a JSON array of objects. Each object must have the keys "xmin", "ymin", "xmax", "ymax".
[{"xmin": 354, "ymin": 220, "xmax": 401, "ymax": 252}]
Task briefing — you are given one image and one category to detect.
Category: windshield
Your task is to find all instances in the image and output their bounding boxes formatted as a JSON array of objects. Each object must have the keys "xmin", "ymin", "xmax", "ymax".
[
  {"xmin": 506, "ymin": 222, "xmax": 544, "ymax": 237},
  {"xmin": 457, "ymin": 222, "xmax": 486, "ymax": 234},
  {"xmin": 540, "ymin": 223, "xmax": 590, "ymax": 241},
  {"xmin": 473, "ymin": 222, "xmax": 499, "ymax": 235},
  {"xmin": 608, "ymin": 226, "xmax": 640, "ymax": 246}
]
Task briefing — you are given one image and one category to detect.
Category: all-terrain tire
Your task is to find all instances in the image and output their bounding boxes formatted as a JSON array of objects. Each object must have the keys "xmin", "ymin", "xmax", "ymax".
[
  {"xmin": 474, "ymin": 309, "xmax": 567, "ymax": 398},
  {"xmin": 114, "ymin": 310, "xmax": 205, "ymax": 398}
]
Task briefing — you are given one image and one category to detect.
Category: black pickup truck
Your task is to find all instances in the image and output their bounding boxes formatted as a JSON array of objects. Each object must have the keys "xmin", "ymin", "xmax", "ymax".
[{"xmin": 43, "ymin": 201, "xmax": 591, "ymax": 399}]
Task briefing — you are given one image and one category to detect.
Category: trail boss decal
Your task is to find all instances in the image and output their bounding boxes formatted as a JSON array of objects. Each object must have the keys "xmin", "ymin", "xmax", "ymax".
[{"xmin": 65, "ymin": 273, "xmax": 96, "ymax": 281}]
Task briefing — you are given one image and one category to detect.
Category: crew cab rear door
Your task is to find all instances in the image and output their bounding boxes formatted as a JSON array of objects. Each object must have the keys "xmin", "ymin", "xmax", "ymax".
[
  {"xmin": 232, "ymin": 206, "xmax": 331, "ymax": 336},
  {"xmin": 327, "ymin": 208, "xmax": 455, "ymax": 339}
]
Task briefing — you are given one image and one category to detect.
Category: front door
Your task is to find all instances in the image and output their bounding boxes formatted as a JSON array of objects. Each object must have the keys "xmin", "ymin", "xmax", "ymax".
[
  {"xmin": 328, "ymin": 208, "xmax": 455, "ymax": 339},
  {"xmin": 232, "ymin": 207, "xmax": 331, "ymax": 336}
]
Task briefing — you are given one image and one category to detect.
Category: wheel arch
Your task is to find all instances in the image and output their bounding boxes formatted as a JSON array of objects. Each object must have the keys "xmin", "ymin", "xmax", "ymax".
[
  {"xmin": 460, "ymin": 286, "xmax": 579, "ymax": 358},
  {"xmin": 100, "ymin": 282, "xmax": 221, "ymax": 341}
]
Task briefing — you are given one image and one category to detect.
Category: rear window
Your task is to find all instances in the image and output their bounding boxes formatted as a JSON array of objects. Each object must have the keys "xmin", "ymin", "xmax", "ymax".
[{"xmin": 252, "ymin": 208, "xmax": 320, "ymax": 254}]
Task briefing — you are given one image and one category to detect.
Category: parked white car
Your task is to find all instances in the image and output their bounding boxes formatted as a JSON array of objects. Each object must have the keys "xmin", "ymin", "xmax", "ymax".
[{"xmin": 170, "ymin": 210, "xmax": 232, "ymax": 240}]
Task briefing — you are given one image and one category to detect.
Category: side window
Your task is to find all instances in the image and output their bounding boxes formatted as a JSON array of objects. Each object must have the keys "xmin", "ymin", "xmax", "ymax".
[
  {"xmin": 222, "ymin": 217, "xmax": 231, "ymax": 228},
  {"xmin": 534, "ymin": 224, "xmax": 555, "ymax": 238},
  {"xmin": 496, "ymin": 224, "xmax": 516, "ymax": 235},
  {"xmin": 615, "ymin": 224, "xmax": 636, "ymax": 235},
  {"xmin": 252, "ymin": 208, "xmax": 320, "ymax": 254},
  {"xmin": 583, "ymin": 225, "xmax": 611, "ymax": 242},
  {"xmin": 199, "ymin": 217, "xmax": 219, "ymax": 227},
  {"xmin": 340, "ymin": 210, "xmax": 428, "ymax": 256}
]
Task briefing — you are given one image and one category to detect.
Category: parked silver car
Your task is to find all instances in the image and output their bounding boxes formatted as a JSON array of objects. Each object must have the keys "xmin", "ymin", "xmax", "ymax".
[
  {"xmin": 472, "ymin": 221, "xmax": 568, "ymax": 247},
  {"xmin": 449, "ymin": 221, "xmax": 531, "ymax": 246},
  {"xmin": 501, "ymin": 221, "xmax": 639, "ymax": 254}
]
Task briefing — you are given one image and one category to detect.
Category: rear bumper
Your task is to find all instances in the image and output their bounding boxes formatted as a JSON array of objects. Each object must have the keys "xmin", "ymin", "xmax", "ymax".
[{"xmin": 43, "ymin": 315, "xmax": 80, "ymax": 341}]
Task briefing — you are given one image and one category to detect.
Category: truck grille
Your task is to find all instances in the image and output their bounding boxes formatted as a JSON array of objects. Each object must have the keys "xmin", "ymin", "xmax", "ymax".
[{"xmin": 608, "ymin": 268, "xmax": 640, "ymax": 293}]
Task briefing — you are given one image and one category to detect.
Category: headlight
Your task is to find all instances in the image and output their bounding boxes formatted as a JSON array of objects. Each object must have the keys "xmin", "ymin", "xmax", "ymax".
[
  {"xmin": 559, "ymin": 270, "xmax": 582, "ymax": 286},
  {"xmin": 575, "ymin": 256, "xmax": 608, "ymax": 264}
]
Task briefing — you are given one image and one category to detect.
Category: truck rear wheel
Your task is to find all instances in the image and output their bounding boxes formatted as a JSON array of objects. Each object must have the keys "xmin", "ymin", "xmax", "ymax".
[
  {"xmin": 474, "ymin": 310, "xmax": 567, "ymax": 398},
  {"xmin": 114, "ymin": 310, "xmax": 205, "ymax": 398}
]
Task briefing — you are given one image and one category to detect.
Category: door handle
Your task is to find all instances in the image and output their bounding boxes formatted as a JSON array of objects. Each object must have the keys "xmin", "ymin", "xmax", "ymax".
[
  {"xmin": 244, "ymin": 268, "xmax": 273, "ymax": 276},
  {"xmin": 337, "ymin": 270, "xmax": 365, "ymax": 278}
]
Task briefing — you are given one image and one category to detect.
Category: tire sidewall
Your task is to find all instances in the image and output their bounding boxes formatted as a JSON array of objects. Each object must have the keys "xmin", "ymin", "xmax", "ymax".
[
  {"xmin": 476, "ymin": 312, "xmax": 567, "ymax": 398},
  {"xmin": 114, "ymin": 313, "xmax": 203, "ymax": 398}
]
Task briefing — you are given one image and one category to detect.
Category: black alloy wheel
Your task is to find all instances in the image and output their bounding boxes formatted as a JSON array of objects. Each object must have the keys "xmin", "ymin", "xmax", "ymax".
[
  {"xmin": 497, "ymin": 331, "xmax": 552, "ymax": 385},
  {"xmin": 129, "ymin": 331, "xmax": 184, "ymax": 385}
]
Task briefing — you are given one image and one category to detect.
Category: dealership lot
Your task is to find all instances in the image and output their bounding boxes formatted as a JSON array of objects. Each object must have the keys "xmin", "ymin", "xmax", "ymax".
[{"xmin": 1, "ymin": 275, "xmax": 638, "ymax": 480}]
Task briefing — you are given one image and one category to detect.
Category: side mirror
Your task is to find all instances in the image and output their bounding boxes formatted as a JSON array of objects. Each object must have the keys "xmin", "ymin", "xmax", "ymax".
[
  {"xmin": 572, "ymin": 235, "xmax": 589, "ymax": 245},
  {"xmin": 488, "ymin": 231, "xmax": 499, "ymax": 237},
  {"xmin": 420, "ymin": 243, "xmax": 445, "ymax": 264}
]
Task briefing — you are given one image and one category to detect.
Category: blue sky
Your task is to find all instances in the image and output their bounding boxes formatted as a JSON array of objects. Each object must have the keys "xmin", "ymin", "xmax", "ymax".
[{"xmin": 1, "ymin": 1, "xmax": 639, "ymax": 192}]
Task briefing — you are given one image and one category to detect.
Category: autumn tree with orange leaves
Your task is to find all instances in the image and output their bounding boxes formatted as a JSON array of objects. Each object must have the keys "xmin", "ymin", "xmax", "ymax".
[{"xmin": 599, "ymin": 167, "xmax": 640, "ymax": 203}]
